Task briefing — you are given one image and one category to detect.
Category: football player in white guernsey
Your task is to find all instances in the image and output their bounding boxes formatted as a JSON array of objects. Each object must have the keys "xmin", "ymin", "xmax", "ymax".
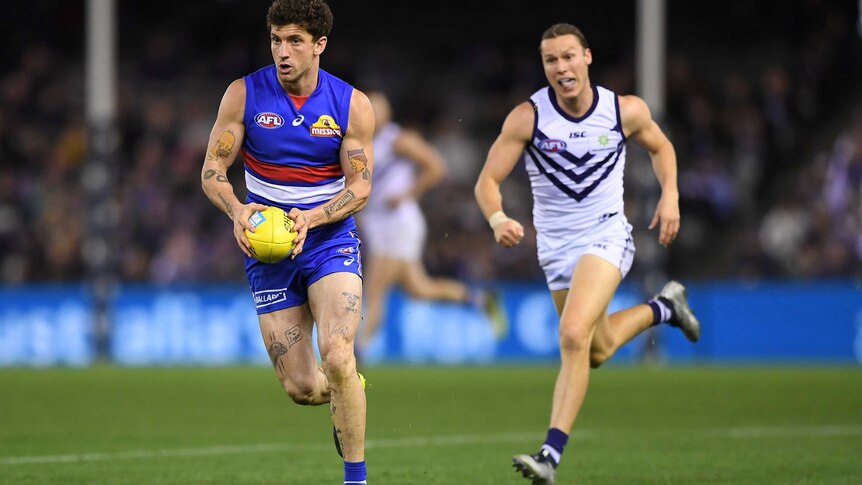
[
  {"xmin": 356, "ymin": 91, "xmax": 502, "ymax": 357},
  {"xmin": 474, "ymin": 23, "xmax": 700, "ymax": 485}
]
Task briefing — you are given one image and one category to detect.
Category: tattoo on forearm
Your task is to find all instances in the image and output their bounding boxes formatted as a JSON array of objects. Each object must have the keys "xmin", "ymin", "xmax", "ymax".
[
  {"xmin": 343, "ymin": 292, "xmax": 359, "ymax": 314},
  {"xmin": 203, "ymin": 169, "xmax": 229, "ymax": 183},
  {"xmin": 323, "ymin": 190, "xmax": 356, "ymax": 219},
  {"xmin": 348, "ymin": 148, "xmax": 370, "ymax": 180},
  {"xmin": 217, "ymin": 193, "xmax": 233, "ymax": 216},
  {"xmin": 207, "ymin": 130, "xmax": 236, "ymax": 161}
]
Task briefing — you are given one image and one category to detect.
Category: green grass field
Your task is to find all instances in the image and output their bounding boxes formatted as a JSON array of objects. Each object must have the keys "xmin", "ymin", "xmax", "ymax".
[{"xmin": 1, "ymin": 365, "xmax": 861, "ymax": 484}]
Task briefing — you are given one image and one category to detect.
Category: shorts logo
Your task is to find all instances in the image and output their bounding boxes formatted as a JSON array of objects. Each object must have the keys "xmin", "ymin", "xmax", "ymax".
[
  {"xmin": 343, "ymin": 257, "xmax": 355, "ymax": 266},
  {"xmin": 255, "ymin": 112, "xmax": 284, "ymax": 129},
  {"xmin": 254, "ymin": 288, "xmax": 287, "ymax": 308},
  {"xmin": 337, "ymin": 247, "xmax": 355, "ymax": 255},
  {"xmin": 539, "ymin": 139, "xmax": 567, "ymax": 153},
  {"xmin": 310, "ymin": 115, "xmax": 342, "ymax": 137}
]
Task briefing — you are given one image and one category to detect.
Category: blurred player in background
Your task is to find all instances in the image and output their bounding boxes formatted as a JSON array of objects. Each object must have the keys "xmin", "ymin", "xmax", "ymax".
[
  {"xmin": 200, "ymin": 1, "xmax": 373, "ymax": 483},
  {"xmin": 356, "ymin": 91, "xmax": 502, "ymax": 358},
  {"xmin": 474, "ymin": 23, "xmax": 700, "ymax": 484}
]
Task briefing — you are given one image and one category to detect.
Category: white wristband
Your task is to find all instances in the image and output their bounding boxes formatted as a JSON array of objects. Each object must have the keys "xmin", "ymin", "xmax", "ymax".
[{"xmin": 488, "ymin": 210, "xmax": 510, "ymax": 229}]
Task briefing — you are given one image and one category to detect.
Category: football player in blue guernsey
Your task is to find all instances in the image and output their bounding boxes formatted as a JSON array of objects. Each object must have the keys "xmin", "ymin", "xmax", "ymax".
[
  {"xmin": 474, "ymin": 23, "xmax": 701, "ymax": 485},
  {"xmin": 200, "ymin": 1, "xmax": 372, "ymax": 484}
]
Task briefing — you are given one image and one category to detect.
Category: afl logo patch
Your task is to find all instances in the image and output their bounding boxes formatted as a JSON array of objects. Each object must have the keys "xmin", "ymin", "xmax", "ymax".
[
  {"xmin": 255, "ymin": 112, "xmax": 284, "ymax": 129},
  {"xmin": 539, "ymin": 139, "xmax": 567, "ymax": 153}
]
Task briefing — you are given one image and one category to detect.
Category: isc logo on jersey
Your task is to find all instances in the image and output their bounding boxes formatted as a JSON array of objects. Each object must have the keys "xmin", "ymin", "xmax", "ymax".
[
  {"xmin": 310, "ymin": 115, "xmax": 342, "ymax": 137},
  {"xmin": 255, "ymin": 112, "xmax": 284, "ymax": 129},
  {"xmin": 539, "ymin": 139, "xmax": 567, "ymax": 153}
]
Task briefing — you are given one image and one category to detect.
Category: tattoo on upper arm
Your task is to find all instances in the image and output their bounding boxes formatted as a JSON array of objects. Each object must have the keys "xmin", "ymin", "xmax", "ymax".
[
  {"xmin": 323, "ymin": 190, "xmax": 356, "ymax": 219},
  {"xmin": 203, "ymin": 169, "xmax": 229, "ymax": 183},
  {"xmin": 347, "ymin": 148, "xmax": 370, "ymax": 180},
  {"xmin": 207, "ymin": 130, "xmax": 236, "ymax": 161}
]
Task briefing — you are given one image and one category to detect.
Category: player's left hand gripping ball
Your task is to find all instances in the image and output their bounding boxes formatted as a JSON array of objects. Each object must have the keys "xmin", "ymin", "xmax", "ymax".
[{"xmin": 244, "ymin": 207, "xmax": 297, "ymax": 263}]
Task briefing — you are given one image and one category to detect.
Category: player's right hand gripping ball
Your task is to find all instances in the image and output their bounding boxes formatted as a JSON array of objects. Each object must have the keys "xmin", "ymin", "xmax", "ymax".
[{"xmin": 244, "ymin": 207, "xmax": 297, "ymax": 263}]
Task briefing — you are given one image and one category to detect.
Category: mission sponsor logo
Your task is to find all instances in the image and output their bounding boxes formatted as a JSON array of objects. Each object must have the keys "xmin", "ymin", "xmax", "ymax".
[
  {"xmin": 255, "ymin": 112, "xmax": 284, "ymax": 129},
  {"xmin": 253, "ymin": 288, "xmax": 287, "ymax": 308},
  {"xmin": 539, "ymin": 139, "xmax": 567, "ymax": 153},
  {"xmin": 310, "ymin": 115, "xmax": 342, "ymax": 137}
]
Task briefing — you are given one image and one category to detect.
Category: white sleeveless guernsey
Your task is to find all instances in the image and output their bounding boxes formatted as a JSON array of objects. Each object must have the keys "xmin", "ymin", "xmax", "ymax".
[
  {"xmin": 359, "ymin": 122, "xmax": 426, "ymax": 261},
  {"xmin": 364, "ymin": 122, "xmax": 415, "ymax": 213},
  {"xmin": 526, "ymin": 84, "xmax": 628, "ymax": 250}
]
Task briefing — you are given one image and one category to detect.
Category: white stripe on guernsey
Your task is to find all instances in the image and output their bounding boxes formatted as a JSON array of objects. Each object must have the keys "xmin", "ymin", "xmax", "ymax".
[
  {"xmin": 245, "ymin": 172, "xmax": 345, "ymax": 206},
  {"xmin": 4, "ymin": 425, "xmax": 861, "ymax": 466}
]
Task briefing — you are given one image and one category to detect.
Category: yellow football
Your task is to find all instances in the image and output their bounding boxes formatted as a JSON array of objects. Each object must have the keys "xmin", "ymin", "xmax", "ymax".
[{"xmin": 244, "ymin": 207, "xmax": 297, "ymax": 263}]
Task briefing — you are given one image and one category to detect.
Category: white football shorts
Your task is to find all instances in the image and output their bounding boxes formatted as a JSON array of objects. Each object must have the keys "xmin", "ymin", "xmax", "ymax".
[
  {"xmin": 360, "ymin": 201, "xmax": 426, "ymax": 262},
  {"xmin": 538, "ymin": 215, "xmax": 635, "ymax": 291}
]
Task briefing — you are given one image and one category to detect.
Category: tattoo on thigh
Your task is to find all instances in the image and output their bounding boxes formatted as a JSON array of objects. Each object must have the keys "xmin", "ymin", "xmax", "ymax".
[
  {"xmin": 285, "ymin": 325, "xmax": 302, "ymax": 348},
  {"xmin": 328, "ymin": 321, "xmax": 350, "ymax": 338},
  {"xmin": 268, "ymin": 341, "xmax": 288, "ymax": 368},
  {"xmin": 342, "ymin": 292, "xmax": 359, "ymax": 314}
]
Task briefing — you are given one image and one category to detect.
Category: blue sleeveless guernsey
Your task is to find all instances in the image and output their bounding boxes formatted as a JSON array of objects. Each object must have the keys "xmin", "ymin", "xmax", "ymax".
[
  {"xmin": 242, "ymin": 65, "xmax": 353, "ymax": 217},
  {"xmin": 241, "ymin": 66, "xmax": 363, "ymax": 314}
]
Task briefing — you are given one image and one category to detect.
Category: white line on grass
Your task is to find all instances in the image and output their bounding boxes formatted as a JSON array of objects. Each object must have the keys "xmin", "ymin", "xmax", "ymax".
[
  {"xmin": 0, "ymin": 431, "xmax": 547, "ymax": 465},
  {"xmin": 711, "ymin": 424, "xmax": 862, "ymax": 439},
  {"xmin": 2, "ymin": 425, "xmax": 860, "ymax": 466}
]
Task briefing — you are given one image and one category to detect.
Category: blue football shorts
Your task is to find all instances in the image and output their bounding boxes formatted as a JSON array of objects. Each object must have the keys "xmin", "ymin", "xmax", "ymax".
[{"xmin": 245, "ymin": 222, "xmax": 363, "ymax": 314}]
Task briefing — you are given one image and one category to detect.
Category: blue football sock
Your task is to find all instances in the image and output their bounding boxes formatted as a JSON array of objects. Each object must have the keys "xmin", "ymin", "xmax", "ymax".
[
  {"xmin": 648, "ymin": 297, "xmax": 674, "ymax": 325},
  {"xmin": 344, "ymin": 460, "xmax": 367, "ymax": 484},
  {"xmin": 541, "ymin": 427, "xmax": 568, "ymax": 466}
]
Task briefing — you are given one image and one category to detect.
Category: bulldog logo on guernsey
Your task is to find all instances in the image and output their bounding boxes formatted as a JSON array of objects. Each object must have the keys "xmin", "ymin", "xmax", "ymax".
[
  {"xmin": 539, "ymin": 139, "xmax": 567, "ymax": 153},
  {"xmin": 310, "ymin": 115, "xmax": 342, "ymax": 137},
  {"xmin": 255, "ymin": 112, "xmax": 284, "ymax": 129}
]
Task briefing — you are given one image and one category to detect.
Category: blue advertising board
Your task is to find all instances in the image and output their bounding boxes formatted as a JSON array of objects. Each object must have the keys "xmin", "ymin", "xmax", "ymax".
[
  {"xmin": 0, "ymin": 285, "xmax": 95, "ymax": 366},
  {"xmin": 0, "ymin": 281, "xmax": 859, "ymax": 366}
]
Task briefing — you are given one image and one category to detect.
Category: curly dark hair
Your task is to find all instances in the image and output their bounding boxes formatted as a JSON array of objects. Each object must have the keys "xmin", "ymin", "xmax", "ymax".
[{"xmin": 266, "ymin": 0, "xmax": 333, "ymax": 40}]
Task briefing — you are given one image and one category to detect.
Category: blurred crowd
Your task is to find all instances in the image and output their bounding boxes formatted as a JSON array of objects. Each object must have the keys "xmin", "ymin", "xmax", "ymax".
[{"xmin": 0, "ymin": 0, "xmax": 860, "ymax": 285}]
